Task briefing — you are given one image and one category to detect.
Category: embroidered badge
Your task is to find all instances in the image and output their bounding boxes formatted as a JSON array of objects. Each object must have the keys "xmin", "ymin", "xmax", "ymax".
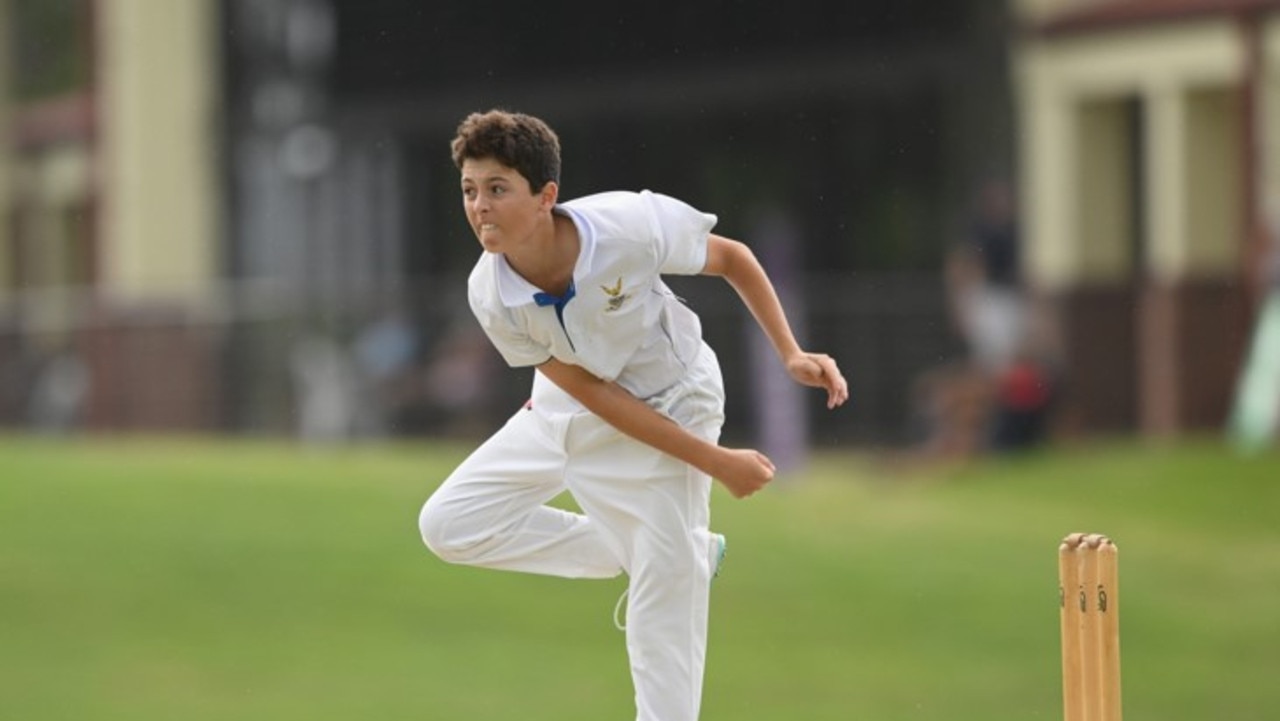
[{"xmin": 601, "ymin": 277, "xmax": 629, "ymax": 313}]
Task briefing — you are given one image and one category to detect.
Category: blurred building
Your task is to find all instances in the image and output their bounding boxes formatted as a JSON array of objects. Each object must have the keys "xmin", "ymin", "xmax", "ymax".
[
  {"xmin": 0, "ymin": 1, "xmax": 1031, "ymax": 444},
  {"xmin": 1012, "ymin": 0, "xmax": 1280, "ymax": 436},
  {"xmin": 0, "ymin": 0, "xmax": 223, "ymax": 431}
]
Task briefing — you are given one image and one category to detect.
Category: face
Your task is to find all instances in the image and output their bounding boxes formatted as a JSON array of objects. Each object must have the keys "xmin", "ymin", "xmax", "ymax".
[{"xmin": 460, "ymin": 157, "xmax": 556, "ymax": 254}]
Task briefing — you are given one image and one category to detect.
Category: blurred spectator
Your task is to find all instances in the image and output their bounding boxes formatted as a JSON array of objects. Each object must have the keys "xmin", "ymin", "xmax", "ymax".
[
  {"xmin": 28, "ymin": 349, "xmax": 89, "ymax": 434},
  {"xmin": 946, "ymin": 179, "xmax": 1026, "ymax": 375},
  {"xmin": 983, "ymin": 297, "xmax": 1064, "ymax": 450},
  {"xmin": 353, "ymin": 306, "xmax": 418, "ymax": 382},
  {"xmin": 352, "ymin": 304, "xmax": 420, "ymax": 437},
  {"xmin": 907, "ymin": 360, "xmax": 992, "ymax": 459},
  {"xmin": 909, "ymin": 179, "xmax": 1060, "ymax": 461},
  {"xmin": 0, "ymin": 313, "xmax": 27, "ymax": 426},
  {"xmin": 290, "ymin": 335, "xmax": 359, "ymax": 443},
  {"xmin": 418, "ymin": 322, "xmax": 500, "ymax": 437}
]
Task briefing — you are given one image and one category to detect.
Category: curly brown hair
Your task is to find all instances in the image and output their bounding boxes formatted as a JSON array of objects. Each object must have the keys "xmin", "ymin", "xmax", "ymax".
[{"xmin": 450, "ymin": 110, "xmax": 561, "ymax": 192}]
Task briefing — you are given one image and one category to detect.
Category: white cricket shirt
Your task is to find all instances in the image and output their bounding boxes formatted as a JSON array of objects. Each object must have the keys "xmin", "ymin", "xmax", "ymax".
[{"xmin": 468, "ymin": 190, "xmax": 718, "ymax": 413}]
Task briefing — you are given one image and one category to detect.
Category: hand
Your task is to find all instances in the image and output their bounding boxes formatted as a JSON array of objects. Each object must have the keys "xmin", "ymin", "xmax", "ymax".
[
  {"xmin": 785, "ymin": 352, "xmax": 850, "ymax": 409},
  {"xmin": 708, "ymin": 447, "xmax": 776, "ymax": 499}
]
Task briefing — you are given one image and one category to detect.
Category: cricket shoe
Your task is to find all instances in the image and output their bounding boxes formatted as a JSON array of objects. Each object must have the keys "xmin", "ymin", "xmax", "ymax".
[
  {"xmin": 712, "ymin": 532, "xmax": 727, "ymax": 578},
  {"xmin": 613, "ymin": 533, "xmax": 726, "ymax": 631}
]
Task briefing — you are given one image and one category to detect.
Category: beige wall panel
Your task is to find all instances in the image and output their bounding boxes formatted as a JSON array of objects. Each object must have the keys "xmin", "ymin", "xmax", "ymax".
[
  {"xmin": 1029, "ymin": 21, "xmax": 1242, "ymax": 98},
  {"xmin": 1144, "ymin": 86, "xmax": 1188, "ymax": 281},
  {"xmin": 1019, "ymin": 18, "xmax": 1249, "ymax": 288},
  {"xmin": 1264, "ymin": 17, "xmax": 1280, "ymax": 242},
  {"xmin": 1010, "ymin": 0, "xmax": 1109, "ymax": 26},
  {"xmin": 1076, "ymin": 98, "xmax": 1133, "ymax": 282},
  {"xmin": 1146, "ymin": 85, "xmax": 1241, "ymax": 282},
  {"xmin": 1018, "ymin": 79, "xmax": 1081, "ymax": 290},
  {"xmin": 1019, "ymin": 51, "xmax": 1136, "ymax": 288},
  {"xmin": 1183, "ymin": 87, "xmax": 1241, "ymax": 277},
  {"xmin": 98, "ymin": 0, "xmax": 220, "ymax": 302}
]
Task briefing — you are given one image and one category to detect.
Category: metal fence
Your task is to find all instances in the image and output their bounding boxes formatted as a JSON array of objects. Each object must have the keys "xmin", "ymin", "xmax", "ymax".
[{"xmin": 0, "ymin": 271, "xmax": 962, "ymax": 450}]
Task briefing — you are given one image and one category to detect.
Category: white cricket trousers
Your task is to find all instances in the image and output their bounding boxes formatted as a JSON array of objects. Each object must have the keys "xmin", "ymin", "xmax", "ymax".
[{"xmin": 419, "ymin": 351, "xmax": 724, "ymax": 721}]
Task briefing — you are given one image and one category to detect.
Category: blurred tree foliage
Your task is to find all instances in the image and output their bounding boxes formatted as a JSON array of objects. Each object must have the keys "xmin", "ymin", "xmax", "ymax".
[{"xmin": 11, "ymin": 0, "xmax": 88, "ymax": 100}]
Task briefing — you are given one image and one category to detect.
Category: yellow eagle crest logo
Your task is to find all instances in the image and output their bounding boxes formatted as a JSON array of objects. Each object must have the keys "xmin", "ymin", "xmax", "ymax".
[{"xmin": 601, "ymin": 277, "xmax": 629, "ymax": 312}]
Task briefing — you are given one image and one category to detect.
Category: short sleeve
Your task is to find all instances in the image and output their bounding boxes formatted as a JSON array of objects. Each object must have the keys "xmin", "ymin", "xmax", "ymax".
[
  {"xmin": 477, "ymin": 313, "xmax": 551, "ymax": 368},
  {"xmin": 644, "ymin": 191, "xmax": 718, "ymax": 275},
  {"xmin": 468, "ymin": 285, "xmax": 551, "ymax": 369}
]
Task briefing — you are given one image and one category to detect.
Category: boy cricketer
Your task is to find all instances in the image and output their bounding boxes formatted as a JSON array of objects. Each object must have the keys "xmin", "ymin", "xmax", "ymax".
[{"xmin": 419, "ymin": 109, "xmax": 847, "ymax": 721}]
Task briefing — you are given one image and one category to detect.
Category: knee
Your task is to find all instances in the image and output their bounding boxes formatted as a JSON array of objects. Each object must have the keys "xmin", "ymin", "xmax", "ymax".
[{"xmin": 418, "ymin": 496, "xmax": 471, "ymax": 564}]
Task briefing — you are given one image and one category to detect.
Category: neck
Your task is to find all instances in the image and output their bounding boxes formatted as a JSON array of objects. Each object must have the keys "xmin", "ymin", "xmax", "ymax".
[{"xmin": 506, "ymin": 212, "xmax": 578, "ymax": 295}]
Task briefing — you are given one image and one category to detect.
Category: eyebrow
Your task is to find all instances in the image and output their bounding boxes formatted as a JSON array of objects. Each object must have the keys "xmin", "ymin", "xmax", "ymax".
[{"xmin": 461, "ymin": 173, "xmax": 514, "ymax": 184}]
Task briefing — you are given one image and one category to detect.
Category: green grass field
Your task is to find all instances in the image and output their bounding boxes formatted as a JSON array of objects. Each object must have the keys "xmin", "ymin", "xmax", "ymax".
[{"xmin": 2, "ymin": 434, "xmax": 1277, "ymax": 720}]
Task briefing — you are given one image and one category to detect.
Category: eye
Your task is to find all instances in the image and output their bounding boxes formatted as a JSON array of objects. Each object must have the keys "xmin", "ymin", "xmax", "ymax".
[
  {"xmin": 490, "ymin": 185, "xmax": 506, "ymax": 196},
  {"xmin": 462, "ymin": 187, "xmax": 476, "ymax": 199}
]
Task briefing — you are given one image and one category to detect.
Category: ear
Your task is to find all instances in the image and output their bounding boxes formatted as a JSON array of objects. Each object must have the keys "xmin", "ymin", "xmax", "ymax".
[{"xmin": 538, "ymin": 181, "xmax": 559, "ymax": 210}]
